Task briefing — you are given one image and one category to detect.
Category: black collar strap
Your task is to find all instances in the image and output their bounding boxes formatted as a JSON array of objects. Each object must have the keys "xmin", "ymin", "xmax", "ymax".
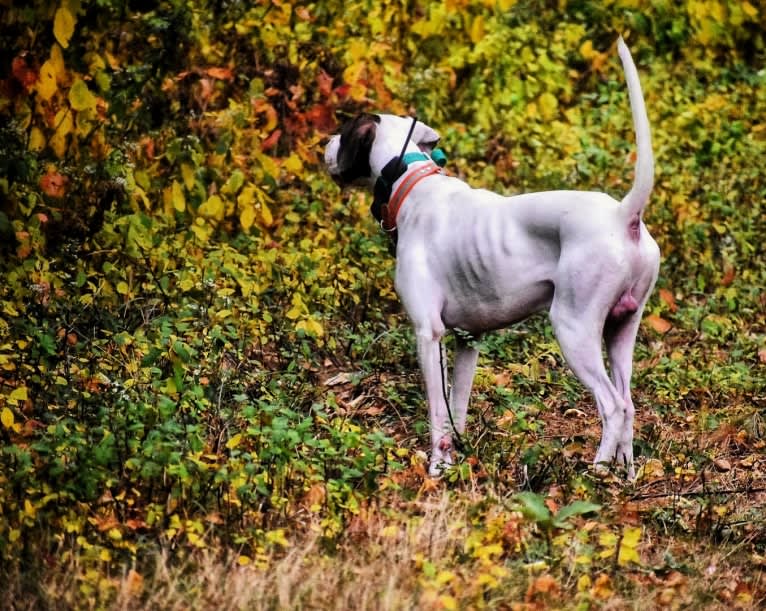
[{"xmin": 371, "ymin": 157, "xmax": 407, "ymax": 222}]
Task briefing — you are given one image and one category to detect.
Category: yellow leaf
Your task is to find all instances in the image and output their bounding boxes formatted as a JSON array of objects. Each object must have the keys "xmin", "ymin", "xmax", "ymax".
[
  {"xmin": 265, "ymin": 528, "xmax": 289, "ymax": 547},
  {"xmin": 743, "ymin": 1, "xmax": 758, "ymax": 18},
  {"xmin": 68, "ymin": 79, "xmax": 97, "ymax": 111},
  {"xmin": 438, "ymin": 595, "xmax": 458, "ymax": 611},
  {"xmin": 36, "ymin": 59, "xmax": 58, "ymax": 101},
  {"xmin": 181, "ymin": 163, "xmax": 196, "ymax": 190},
  {"xmin": 187, "ymin": 531, "xmax": 206, "ymax": 548},
  {"xmin": 50, "ymin": 108, "xmax": 73, "ymax": 158},
  {"xmin": 286, "ymin": 306, "xmax": 302, "ymax": 320},
  {"xmin": 132, "ymin": 186, "xmax": 151, "ymax": 210},
  {"xmin": 50, "ymin": 44, "xmax": 66, "ymax": 82},
  {"xmin": 476, "ymin": 572, "xmax": 499, "ymax": 588},
  {"xmin": 226, "ymin": 433, "xmax": 242, "ymax": 449},
  {"xmin": 172, "ymin": 180, "xmax": 185, "ymax": 212},
  {"xmin": 238, "ymin": 184, "xmax": 255, "ymax": 207},
  {"xmin": 577, "ymin": 574, "xmax": 591, "ymax": 592},
  {"xmin": 296, "ymin": 318, "xmax": 324, "ymax": 338},
  {"xmin": 1, "ymin": 407, "xmax": 14, "ymax": 429},
  {"xmin": 538, "ymin": 92, "xmax": 559, "ymax": 121},
  {"xmin": 636, "ymin": 458, "xmax": 665, "ymax": 481},
  {"xmin": 618, "ymin": 526, "xmax": 642, "ymax": 566},
  {"xmin": 470, "ymin": 15, "xmax": 484, "ymax": 44},
  {"xmin": 259, "ymin": 202, "xmax": 273, "ymax": 227},
  {"xmin": 286, "ymin": 293, "xmax": 305, "ymax": 320},
  {"xmin": 598, "ymin": 531, "xmax": 617, "ymax": 559},
  {"xmin": 28, "ymin": 127, "xmax": 46, "ymax": 152},
  {"xmin": 282, "ymin": 154, "xmax": 303, "ymax": 175},
  {"xmin": 8, "ymin": 386, "xmax": 28, "ymax": 406},
  {"xmin": 190, "ymin": 219, "xmax": 211, "ymax": 243},
  {"xmin": 199, "ymin": 194, "xmax": 224, "ymax": 220},
  {"xmin": 24, "ymin": 499, "xmax": 36, "ymax": 518},
  {"xmin": 240, "ymin": 205, "xmax": 256, "ymax": 230},
  {"xmin": 116, "ymin": 281, "xmax": 129, "ymax": 295},
  {"xmin": 579, "ymin": 39, "xmax": 595, "ymax": 60},
  {"xmin": 54, "ymin": 6, "xmax": 76, "ymax": 49}
]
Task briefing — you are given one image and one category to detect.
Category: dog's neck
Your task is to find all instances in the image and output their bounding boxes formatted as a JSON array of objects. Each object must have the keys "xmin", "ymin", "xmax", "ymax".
[{"xmin": 371, "ymin": 151, "xmax": 447, "ymax": 223}]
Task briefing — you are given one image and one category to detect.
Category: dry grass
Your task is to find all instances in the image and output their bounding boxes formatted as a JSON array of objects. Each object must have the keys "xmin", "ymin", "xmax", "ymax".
[{"xmin": 9, "ymin": 486, "xmax": 763, "ymax": 611}]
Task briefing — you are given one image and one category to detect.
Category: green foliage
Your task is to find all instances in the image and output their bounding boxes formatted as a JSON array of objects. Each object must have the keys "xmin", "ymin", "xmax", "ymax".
[{"xmin": 0, "ymin": 0, "xmax": 765, "ymax": 607}]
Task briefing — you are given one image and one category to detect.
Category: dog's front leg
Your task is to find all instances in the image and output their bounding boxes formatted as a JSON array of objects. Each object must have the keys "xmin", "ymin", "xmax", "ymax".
[
  {"xmin": 415, "ymin": 330, "xmax": 455, "ymax": 476},
  {"xmin": 417, "ymin": 333, "xmax": 479, "ymax": 476}
]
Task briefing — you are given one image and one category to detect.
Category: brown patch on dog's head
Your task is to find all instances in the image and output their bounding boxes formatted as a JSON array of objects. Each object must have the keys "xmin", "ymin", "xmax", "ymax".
[{"xmin": 333, "ymin": 113, "xmax": 380, "ymax": 186}]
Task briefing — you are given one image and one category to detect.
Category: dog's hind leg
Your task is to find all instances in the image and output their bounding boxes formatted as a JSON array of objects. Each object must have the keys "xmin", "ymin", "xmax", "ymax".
[
  {"xmin": 549, "ymin": 303, "xmax": 629, "ymax": 474},
  {"xmin": 604, "ymin": 314, "xmax": 641, "ymax": 478}
]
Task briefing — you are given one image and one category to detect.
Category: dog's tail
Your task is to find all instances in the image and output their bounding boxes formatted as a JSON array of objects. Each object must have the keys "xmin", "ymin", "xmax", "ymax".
[{"xmin": 617, "ymin": 37, "xmax": 653, "ymax": 225}]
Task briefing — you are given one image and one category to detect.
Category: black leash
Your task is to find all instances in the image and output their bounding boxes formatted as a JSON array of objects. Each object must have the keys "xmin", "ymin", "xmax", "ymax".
[{"xmin": 438, "ymin": 341, "xmax": 471, "ymax": 456}]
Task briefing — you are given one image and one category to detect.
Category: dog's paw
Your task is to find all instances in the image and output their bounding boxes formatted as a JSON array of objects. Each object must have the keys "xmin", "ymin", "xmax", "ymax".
[{"xmin": 428, "ymin": 459, "xmax": 451, "ymax": 478}]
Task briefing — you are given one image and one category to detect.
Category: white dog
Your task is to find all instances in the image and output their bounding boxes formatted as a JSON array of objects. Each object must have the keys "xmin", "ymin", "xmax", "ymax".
[{"xmin": 325, "ymin": 38, "xmax": 660, "ymax": 478}]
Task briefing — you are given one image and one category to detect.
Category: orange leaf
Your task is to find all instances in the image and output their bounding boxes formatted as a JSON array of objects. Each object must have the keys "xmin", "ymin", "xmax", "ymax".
[
  {"xmin": 295, "ymin": 6, "xmax": 312, "ymax": 21},
  {"xmin": 12, "ymin": 55, "xmax": 37, "ymax": 90},
  {"xmin": 261, "ymin": 129, "xmax": 281, "ymax": 151},
  {"xmin": 125, "ymin": 518, "xmax": 147, "ymax": 531},
  {"xmin": 646, "ymin": 314, "xmax": 672, "ymax": 334},
  {"xmin": 758, "ymin": 348, "xmax": 766, "ymax": 364},
  {"xmin": 205, "ymin": 67, "xmax": 233, "ymax": 81},
  {"xmin": 526, "ymin": 574, "xmax": 559, "ymax": 602},
  {"xmin": 198, "ymin": 77, "xmax": 214, "ymax": 102},
  {"xmin": 658, "ymin": 288, "xmax": 677, "ymax": 312},
  {"xmin": 40, "ymin": 170, "xmax": 69, "ymax": 198},
  {"xmin": 317, "ymin": 69, "xmax": 334, "ymax": 97},
  {"xmin": 721, "ymin": 263, "xmax": 735, "ymax": 287},
  {"xmin": 305, "ymin": 103, "xmax": 336, "ymax": 132}
]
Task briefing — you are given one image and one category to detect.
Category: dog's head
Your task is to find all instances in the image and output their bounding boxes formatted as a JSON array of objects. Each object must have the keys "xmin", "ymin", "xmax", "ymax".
[{"xmin": 324, "ymin": 113, "xmax": 441, "ymax": 189}]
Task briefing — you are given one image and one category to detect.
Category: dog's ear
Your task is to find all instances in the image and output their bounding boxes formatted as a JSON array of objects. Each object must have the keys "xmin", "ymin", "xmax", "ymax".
[
  {"xmin": 412, "ymin": 121, "xmax": 440, "ymax": 153},
  {"xmin": 337, "ymin": 114, "xmax": 379, "ymax": 184}
]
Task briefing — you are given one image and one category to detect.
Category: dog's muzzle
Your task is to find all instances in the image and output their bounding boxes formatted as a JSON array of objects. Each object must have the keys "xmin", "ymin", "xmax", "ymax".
[{"xmin": 324, "ymin": 135, "xmax": 341, "ymax": 180}]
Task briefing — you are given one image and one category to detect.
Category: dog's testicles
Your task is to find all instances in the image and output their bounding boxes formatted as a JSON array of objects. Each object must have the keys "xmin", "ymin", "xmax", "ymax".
[{"xmin": 609, "ymin": 290, "xmax": 639, "ymax": 321}]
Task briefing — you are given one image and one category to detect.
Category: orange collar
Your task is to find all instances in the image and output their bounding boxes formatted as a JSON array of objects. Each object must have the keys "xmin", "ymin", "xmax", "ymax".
[{"xmin": 381, "ymin": 162, "xmax": 443, "ymax": 232}]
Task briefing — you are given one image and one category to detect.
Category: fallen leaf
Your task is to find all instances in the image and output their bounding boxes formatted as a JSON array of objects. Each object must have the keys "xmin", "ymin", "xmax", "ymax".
[
  {"xmin": 659, "ymin": 288, "xmax": 678, "ymax": 312},
  {"xmin": 721, "ymin": 263, "xmax": 735, "ymax": 287},
  {"xmin": 713, "ymin": 458, "xmax": 731, "ymax": 471},
  {"xmin": 591, "ymin": 573, "xmax": 614, "ymax": 599},
  {"xmin": 636, "ymin": 458, "xmax": 665, "ymax": 481},
  {"xmin": 646, "ymin": 314, "xmax": 672, "ymax": 334},
  {"xmin": 125, "ymin": 569, "xmax": 144, "ymax": 597},
  {"xmin": 526, "ymin": 574, "xmax": 559, "ymax": 602}
]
